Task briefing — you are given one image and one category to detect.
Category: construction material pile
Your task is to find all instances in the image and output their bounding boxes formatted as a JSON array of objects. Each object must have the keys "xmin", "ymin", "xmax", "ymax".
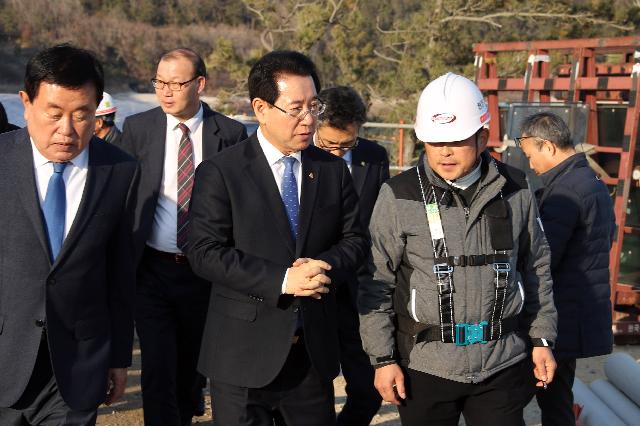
[{"xmin": 572, "ymin": 353, "xmax": 640, "ymax": 426}]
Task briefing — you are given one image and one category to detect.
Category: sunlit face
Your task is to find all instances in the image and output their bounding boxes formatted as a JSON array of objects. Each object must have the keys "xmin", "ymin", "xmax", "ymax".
[
  {"xmin": 253, "ymin": 74, "xmax": 318, "ymax": 155},
  {"xmin": 519, "ymin": 135, "xmax": 555, "ymax": 175},
  {"xmin": 155, "ymin": 57, "xmax": 205, "ymax": 121},
  {"xmin": 423, "ymin": 129, "xmax": 487, "ymax": 181},
  {"xmin": 315, "ymin": 123, "xmax": 359, "ymax": 158},
  {"xmin": 20, "ymin": 82, "xmax": 97, "ymax": 162}
]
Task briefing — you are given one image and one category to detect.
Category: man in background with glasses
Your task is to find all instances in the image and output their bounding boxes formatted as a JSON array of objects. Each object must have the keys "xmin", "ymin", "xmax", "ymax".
[
  {"xmin": 315, "ymin": 86, "xmax": 389, "ymax": 426},
  {"xmin": 517, "ymin": 112, "xmax": 614, "ymax": 426},
  {"xmin": 115, "ymin": 48, "xmax": 247, "ymax": 426},
  {"xmin": 187, "ymin": 50, "xmax": 367, "ymax": 425}
]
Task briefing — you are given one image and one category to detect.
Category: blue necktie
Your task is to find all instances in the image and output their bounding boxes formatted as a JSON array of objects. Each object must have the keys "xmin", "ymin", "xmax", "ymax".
[
  {"xmin": 281, "ymin": 156, "xmax": 299, "ymax": 240},
  {"xmin": 281, "ymin": 156, "xmax": 303, "ymax": 331},
  {"xmin": 42, "ymin": 162, "xmax": 67, "ymax": 262}
]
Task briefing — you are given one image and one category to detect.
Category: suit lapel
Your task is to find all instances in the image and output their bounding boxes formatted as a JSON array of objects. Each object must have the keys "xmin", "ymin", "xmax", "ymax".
[
  {"xmin": 145, "ymin": 108, "xmax": 168, "ymax": 200},
  {"xmin": 53, "ymin": 138, "xmax": 113, "ymax": 268},
  {"xmin": 201, "ymin": 103, "xmax": 223, "ymax": 158},
  {"xmin": 296, "ymin": 148, "xmax": 320, "ymax": 257},
  {"xmin": 243, "ymin": 137, "xmax": 296, "ymax": 256},
  {"xmin": 13, "ymin": 130, "xmax": 50, "ymax": 259},
  {"xmin": 350, "ymin": 145, "xmax": 369, "ymax": 196}
]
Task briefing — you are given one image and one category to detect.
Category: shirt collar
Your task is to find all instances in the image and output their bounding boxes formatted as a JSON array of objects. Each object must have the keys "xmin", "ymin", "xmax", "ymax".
[
  {"xmin": 540, "ymin": 152, "xmax": 585, "ymax": 188},
  {"xmin": 257, "ymin": 127, "xmax": 302, "ymax": 165},
  {"xmin": 166, "ymin": 103, "xmax": 204, "ymax": 134},
  {"xmin": 342, "ymin": 149, "xmax": 352, "ymax": 166},
  {"xmin": 30, "ymin": 137, "xmax": 90, "ymax": 169}
]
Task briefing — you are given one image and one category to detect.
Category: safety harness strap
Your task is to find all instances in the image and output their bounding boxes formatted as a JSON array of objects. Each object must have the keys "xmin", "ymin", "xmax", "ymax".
[
  {"xmin": 433, "ymin": 253, "xmax": 510, "ymax": 267},
  {"xmin": 415, "ymin": 162, "xmax": 516, "ymax": 345},
  {"xmin": 417, "ymin": 165, "xmax": 456, "ymax": 343},
  {"xmin": 412, "ymin": 316, "xmax": 519, "ymax": 345}
]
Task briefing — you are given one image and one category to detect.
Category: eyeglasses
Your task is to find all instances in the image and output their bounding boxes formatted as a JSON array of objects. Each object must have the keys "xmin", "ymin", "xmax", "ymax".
[
  {"xmin": 514, "ymin": 135, "xmax": 543, "ymax": 147},
  {"xmin": 316, "ymin": 134, "xmax": 359, "ymax": 152},
  {"xmin": 268, "ymin": 101, "xmax": 326, "ymax": 121},
  {"xmin": 151, "ymin": 76, "xmax": 199, "ymax": 92}
]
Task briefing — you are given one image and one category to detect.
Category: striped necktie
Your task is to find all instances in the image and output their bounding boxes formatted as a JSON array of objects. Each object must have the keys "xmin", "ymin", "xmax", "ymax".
[{"xmin": 177, "ymin": 123, "xmax": 194, "ymax": 251}]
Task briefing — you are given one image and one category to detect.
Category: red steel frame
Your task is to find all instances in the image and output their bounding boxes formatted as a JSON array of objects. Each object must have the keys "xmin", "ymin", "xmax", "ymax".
[{"xmin": 473, "ymin": 36, "xmax": 640, "ymax": 338}]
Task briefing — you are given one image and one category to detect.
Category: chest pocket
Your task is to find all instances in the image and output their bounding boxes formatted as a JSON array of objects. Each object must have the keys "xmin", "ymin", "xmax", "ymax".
[{"xmin": 483, "ymin": 198, "xmax": 513, "ymax": 252}]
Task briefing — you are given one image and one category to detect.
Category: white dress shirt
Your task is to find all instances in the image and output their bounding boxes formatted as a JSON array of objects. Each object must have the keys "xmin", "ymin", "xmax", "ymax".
[
  {"xmin": 31, "ymin": 139, "xmax": 89, "ymax": 239},
  {"xmin": 256, "ymin": 127, "xmax": 303, "ymax": 293},
  {"xmin": 147, "ymin": 105, "xmax": 204, "ymax": 253},
  {"xmin": 257, "ymin": 128, "xmax": 302, "ymax": 202}
]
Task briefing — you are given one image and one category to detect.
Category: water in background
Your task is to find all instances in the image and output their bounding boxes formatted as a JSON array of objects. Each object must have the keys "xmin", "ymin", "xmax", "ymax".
[{"xmin": 0, "ymin": 93, "xmax": 162, "ymax": 129}]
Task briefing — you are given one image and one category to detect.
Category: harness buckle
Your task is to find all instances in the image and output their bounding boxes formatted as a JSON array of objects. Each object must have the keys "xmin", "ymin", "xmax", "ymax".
[
  {"xmin": 433, "ymin": 263, "xmax": 453, "ymax": 277},
  {"xmin": 455, "ymin": 321, "xmax": 488, "ymax": 346},
  {"xmin": 433, "ymin": 263, "xmax": 454, "ymax": 294},
  {"xmin": 492, "ymin": 262, "xmax": 510, "ymax": 288}
]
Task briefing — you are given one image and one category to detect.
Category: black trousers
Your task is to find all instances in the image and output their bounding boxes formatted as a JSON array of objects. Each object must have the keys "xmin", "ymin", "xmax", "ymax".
[
  {"xmin": 536, "ymin": 358, "xmax": 576, "ymax": 426},
  {"xmin": 0, "ymin": 334, "xmax": 97, "ymax": 426},
  {"xmin": 211, "ymin": 337, "xmax": 336, "ymax": 426},
  {"xmin": 136, "ymin": 249, "xmax": 211, "ymax": 426},
  {"xmin": 336, "ymin": 284, "xmax": 382, "ymax": 426},
  {"xmin": 398, "ymin": 360, "xmax": 535, "ymax": 426}
]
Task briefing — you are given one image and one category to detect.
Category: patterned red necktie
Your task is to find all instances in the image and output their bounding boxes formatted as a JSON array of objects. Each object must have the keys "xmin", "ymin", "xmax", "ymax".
[{"xmin": 177, "ymin": 123, "xmax": 194, "ymax": 251}]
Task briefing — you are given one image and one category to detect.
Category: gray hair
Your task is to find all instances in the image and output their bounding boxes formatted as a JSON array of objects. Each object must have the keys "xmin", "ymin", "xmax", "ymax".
[{"xmin": 519, "ymin": 112, "xmax": 572, "ymax": 149}]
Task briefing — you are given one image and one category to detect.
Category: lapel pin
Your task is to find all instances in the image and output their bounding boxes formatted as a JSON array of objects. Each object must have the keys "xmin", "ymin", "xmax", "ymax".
[
  {"xmin": 360, "ymin": 161, "xmax": 366, "ymax": 166},
  {"xmin": 308, "ymin": 172, "xmax": 314, "ymax": 179}
]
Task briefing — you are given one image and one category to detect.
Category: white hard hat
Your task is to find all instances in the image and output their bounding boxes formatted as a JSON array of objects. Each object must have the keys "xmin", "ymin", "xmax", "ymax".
[
  {"xmin": 414, "ymin": 72, "xmax": 490, "ymax": 143},
  {"xmin": 96, "ymin": 92, "xmax": 117, "ymax": 116}
]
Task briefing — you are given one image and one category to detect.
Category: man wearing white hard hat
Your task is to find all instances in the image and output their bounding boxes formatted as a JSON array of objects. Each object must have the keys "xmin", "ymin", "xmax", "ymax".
[
  {"xmin": 95, "ymin": 92, "xmax": 122, "ymax": 144},
  {"xmin": 359, "ymin": 73, "xmax": 558, "ymax": 425}
]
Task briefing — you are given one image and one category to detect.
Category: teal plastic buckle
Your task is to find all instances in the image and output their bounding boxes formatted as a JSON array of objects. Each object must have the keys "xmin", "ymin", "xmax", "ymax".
[{"xmin": 455, "ymin": 321, "xmax": 488, "ymax": 346}]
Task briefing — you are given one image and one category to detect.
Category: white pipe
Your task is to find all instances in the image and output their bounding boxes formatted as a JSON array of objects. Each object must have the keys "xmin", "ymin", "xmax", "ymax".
[
  {"xmin": 604, "ymin": 352, "xmax": 640, "ymax": 406},
  {"xmin": 573, "ymin": 378, "xmax": 626, "ymax": 426},
  {"xmin": 590, "ymin": 379, "xmax": 640, "ymax": 426}
]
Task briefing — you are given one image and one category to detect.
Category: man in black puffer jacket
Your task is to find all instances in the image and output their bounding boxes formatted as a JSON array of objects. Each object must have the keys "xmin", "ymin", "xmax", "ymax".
[{"xmin": 517, "ymin": 112, "xmax": 615, "ymax": 426}]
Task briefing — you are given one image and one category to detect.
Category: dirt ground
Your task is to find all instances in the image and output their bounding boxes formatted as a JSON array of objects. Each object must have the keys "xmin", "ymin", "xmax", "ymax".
[{"xmin": 96, "ymin": 343, "xmax": 640, "ymax": 426}]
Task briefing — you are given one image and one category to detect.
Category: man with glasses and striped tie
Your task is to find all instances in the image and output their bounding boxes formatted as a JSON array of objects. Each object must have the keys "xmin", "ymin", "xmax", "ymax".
[
  {"xmin": 187, "ymin": 50, "xmax": 367, "ymax": 425},
  {"xmin": 116, "ymin": 48, "xmax": 247, "ymax": 426}
]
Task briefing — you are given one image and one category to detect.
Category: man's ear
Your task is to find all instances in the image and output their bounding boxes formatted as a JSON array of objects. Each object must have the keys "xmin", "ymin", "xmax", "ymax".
[
  {"xmin": 477, "ymin": 128, "xmax": 489, "ymax": 151},
  {"xmin": 19, "ymin": 91, "xmax": 31, "ymax": 123},
  {"xmin": 252, "ymin": 98, "xmax": 268, "ymax": 125},
  {"xmin": 196, "ymin": 76, "xmax": 206, "ymax": 94},
  {"xmin": 543, "ymin": 139, "xmax": 556, "ymax": 155}
]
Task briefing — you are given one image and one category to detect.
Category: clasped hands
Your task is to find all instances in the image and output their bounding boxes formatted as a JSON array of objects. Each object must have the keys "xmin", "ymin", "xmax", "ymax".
[{"xmin": 285, "ymin": 258, "xmax": 332, "ymax": 299}]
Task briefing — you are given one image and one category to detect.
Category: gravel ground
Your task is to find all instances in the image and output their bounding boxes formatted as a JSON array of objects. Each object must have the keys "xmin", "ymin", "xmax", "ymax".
[{"xmin": 96, "ymin": 343, "xmax": 640, "ymax": 426}]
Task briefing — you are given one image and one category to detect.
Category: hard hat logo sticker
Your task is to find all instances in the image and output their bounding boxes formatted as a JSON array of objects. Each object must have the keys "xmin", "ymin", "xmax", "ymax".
[{"xmin": 431, "ymin": 113, "xmax": 457, "ymax": 124}]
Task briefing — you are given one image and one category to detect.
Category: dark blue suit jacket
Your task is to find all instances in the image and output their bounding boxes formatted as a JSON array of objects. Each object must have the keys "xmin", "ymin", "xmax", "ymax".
[
  {"xmin": 0, "ymin": 129, "xmax": 138, "ymax": 410},
  {"xmin": 346, "ymin": 138, "xmax": 390, "ymax": 305}
]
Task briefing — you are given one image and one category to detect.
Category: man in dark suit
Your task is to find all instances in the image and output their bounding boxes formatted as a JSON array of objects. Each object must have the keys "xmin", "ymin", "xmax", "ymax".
[
  {"xmin": 315, "ymin": 86, "xmax": 390, "ymax": 426},
  {"xmin": 0, "ymin": 45, "xmax": 137, "ymax": 425},
  {"xmin": 115, "ymin": 48, "xmax": 247, "ymax": 426},
  {"xmin": 187, "ymin": 51, "xmax": 367, "ymax": 425}
]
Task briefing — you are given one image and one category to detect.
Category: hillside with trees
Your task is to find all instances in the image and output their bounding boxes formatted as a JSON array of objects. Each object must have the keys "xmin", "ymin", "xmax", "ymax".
[{"xmin": 0, "ymin": 0, "xmax": 638, "ymax": 118}]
